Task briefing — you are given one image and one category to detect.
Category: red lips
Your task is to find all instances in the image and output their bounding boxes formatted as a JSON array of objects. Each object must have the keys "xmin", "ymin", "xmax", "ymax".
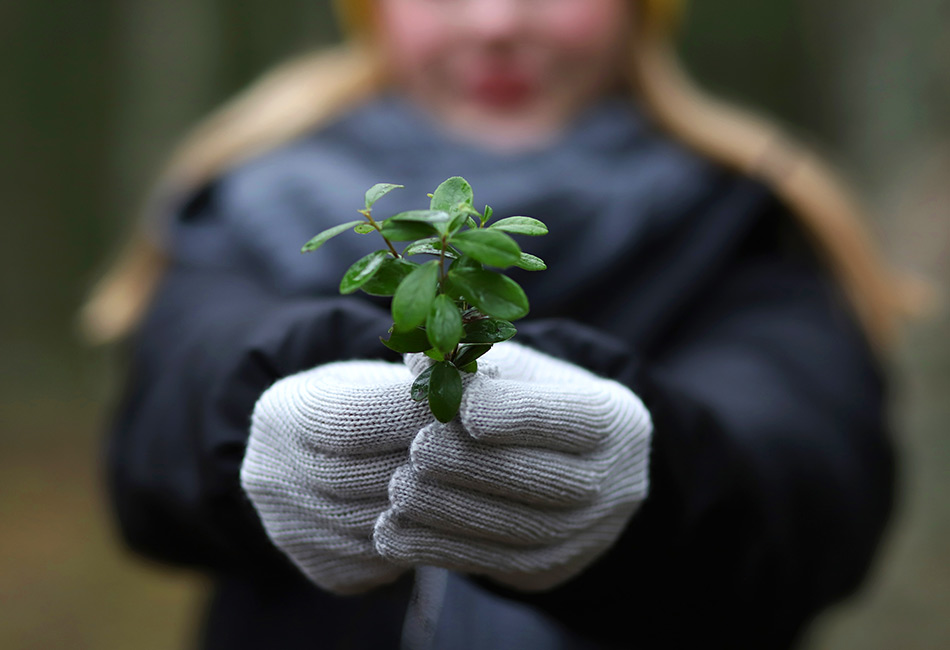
[{"xmin": 469, "ymin": 73, "xmax": 536, "ymax": 108}]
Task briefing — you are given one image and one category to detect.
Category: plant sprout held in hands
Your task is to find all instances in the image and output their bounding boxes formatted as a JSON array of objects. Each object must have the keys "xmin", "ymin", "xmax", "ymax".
[{"xmin": 301, "ymin": 177, "xmax": 548, "ymax": 423}]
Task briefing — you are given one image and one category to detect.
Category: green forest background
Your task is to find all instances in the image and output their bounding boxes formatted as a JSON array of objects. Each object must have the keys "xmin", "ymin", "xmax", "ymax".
[{"xmin": 1, "ymin": 1, "xmax": 948, "ymax": 647}]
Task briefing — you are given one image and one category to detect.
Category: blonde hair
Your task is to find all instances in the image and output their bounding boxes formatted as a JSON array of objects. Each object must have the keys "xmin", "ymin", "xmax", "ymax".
[{"xmin": 81, "ymin": 0, "xmax": 916, "ymax": 350}]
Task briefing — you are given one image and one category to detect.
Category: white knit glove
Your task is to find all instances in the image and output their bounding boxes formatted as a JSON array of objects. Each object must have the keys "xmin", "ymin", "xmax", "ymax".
[
  {"xmin": 241, "ymin": 360, "xmax": 432, "ymax": 594},
  {"xmin": 374, "ymin": 344, "xmax": 653, "ymax": 591}
]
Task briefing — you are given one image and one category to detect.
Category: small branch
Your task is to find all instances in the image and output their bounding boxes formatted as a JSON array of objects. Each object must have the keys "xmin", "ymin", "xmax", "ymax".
[
  {"xmin": 440, "ymin": 237, "xmax": 456, "ymax": 364},
  {"xmin": 439, "ymin": 236, "xmax": 447, "ymax": 281},
  {"xmin": 361, "ymin": 208, "xmax": 401, "ymax": 259},
  {"xmin": 381, "ymin": 235, "xmax": 401, "ymax": 259}
]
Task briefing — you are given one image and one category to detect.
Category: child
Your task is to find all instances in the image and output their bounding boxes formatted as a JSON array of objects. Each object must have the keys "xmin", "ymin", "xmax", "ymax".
[{"xmin": 86, "ymin": 1, "xmax": 908, "ymax": 647}]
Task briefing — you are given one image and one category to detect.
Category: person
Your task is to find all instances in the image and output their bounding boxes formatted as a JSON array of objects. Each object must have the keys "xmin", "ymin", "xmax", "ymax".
[{"xmin": 83, "ymin": 0, "xmax": 914, "ymax": 648}]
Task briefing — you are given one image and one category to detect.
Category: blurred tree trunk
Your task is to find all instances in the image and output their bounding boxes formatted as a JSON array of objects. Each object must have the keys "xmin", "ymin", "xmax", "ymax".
[
  {"xmin": 108, "ymin": 0, "xmax": 223, "ymax": 226},
  {"xmin": 679, "ymin": 0, "xmax": 811, "ymax": 131},
  {"xmin": 0, "ymin": 0, "xmax": 114, "ymax": 343},
  {"xmin": 800, "ymin": 3, "xmax": 950, "ymax": 650},
  {"xmin": 107, "ymin": 0, "xmax": 339, "ymax": 233},
  {"xmin": 800, "ymin": 0, "xmax": 950, "ymax": 196},
  {"xmin": 797, "ymin": 0, "xmax": 949, "ymax": 274}
]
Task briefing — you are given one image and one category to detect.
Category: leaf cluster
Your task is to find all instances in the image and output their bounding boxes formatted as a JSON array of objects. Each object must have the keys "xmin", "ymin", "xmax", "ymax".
[{"xmin": 302, "ymin": 177, "xmax": 547, "ymax": 422}]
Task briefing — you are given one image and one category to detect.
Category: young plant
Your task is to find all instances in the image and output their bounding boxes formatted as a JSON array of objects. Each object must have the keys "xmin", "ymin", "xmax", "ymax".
[{"xmin": 301, "ymin": 176, "xmax": 548, "ymax": 423}]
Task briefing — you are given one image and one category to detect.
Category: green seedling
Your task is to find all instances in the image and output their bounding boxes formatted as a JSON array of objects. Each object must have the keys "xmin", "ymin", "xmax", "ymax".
[{"xmin": 301, "ymin": 176, "xmax": 548, "ymax": 422}]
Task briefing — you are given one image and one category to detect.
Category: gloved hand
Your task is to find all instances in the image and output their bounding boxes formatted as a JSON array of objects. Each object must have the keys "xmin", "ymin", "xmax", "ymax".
[
  {"xmin": 375, "ymin": 343, "xmax": 653, "ymax": 591},
  {"xmin": 241, "ymin": 360, "xmax": 432, "ymax": 594}
]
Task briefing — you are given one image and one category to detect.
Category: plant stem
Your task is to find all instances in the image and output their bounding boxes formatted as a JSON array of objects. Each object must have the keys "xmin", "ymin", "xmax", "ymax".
[
  {"xmin": 438, "ymin": 236, "xmax": 447, "ymax": 282},
  {"xmin": 360, "ymin": 208, "xmax": 401, "ymax": 259},
  {"xmin": 381, "ymin": 235, "xmax": 401, "ymax": 260}
]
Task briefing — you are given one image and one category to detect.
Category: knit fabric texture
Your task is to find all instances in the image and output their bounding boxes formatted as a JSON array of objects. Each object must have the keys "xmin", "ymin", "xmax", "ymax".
[
  {"xmin": 241, "ymin": 360, "xmax": 430, "ymax": 594},
  {"xmin": 377, "ymin": 344, "xmax": 653, "ymax": 591},
  {"xmin": 242, "ymin": 344, "xmax": 652, "ymax": 594}
]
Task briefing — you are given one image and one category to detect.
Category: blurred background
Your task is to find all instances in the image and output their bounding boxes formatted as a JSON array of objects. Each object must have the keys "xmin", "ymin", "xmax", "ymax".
[{"xmin": 1, "ymin": 0, "xmax": 947, "ymax": 647}]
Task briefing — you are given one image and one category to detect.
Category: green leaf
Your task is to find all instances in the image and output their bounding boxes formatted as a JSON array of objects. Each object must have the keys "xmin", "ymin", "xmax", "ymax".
[
  {"xmin": 514, "ymin": 252, "xmax": 547, "ymax": 271},
  {"xmin": 361, "ymin": 258, "xmax": 416, "ymax": 296},
  {"xmin": 481, "ymin": 205, "xmax": 493, "ymax": 226},
  {"xmin": 442, "ymin": 256, "xmax": 480, "ymax": 301},
  {"xmin": 411, "ymin": 365, "xmax": 434, "ymax": 401},
  {"xmin": 392, "ymin": 260, "xmax": 439, "ymax": 332},
  {"xmin": 353, "ymin": 222, "xmax": 376, "ymax": 234},
  {"xmin": 339, "ymin": 250, "xmax": 390, "ymax": 294},
  {"xmin": 379, "ymin": 219, "xmax": 439, "ymax": 242},
  {"xmin": 449, "ymin": 229, "xmax": 521, "ymax": 268},
  {"xmin": 450, "ymin": 255, "xmax": 482, "ymax": 272},
  {"xmin": 459, "ymin": 360, "xmax": 478, "ymax": 373},
  {"xmin": 301, "ymin": 220, "xmax": 363, "ymax": 252},
  {"xmin": 440, "ymin": 276, "xmax": 461, "ymax": 302},
  {"xmin": 381, "ymin": 327, "xmax": 432, "ymax": 354},
  {"xmin": 453, "ymin": 344, "xmax": 492, "ymax": 369},
  {"xmin": 448, "ymin": 268, "xmax": 530, "ymax": 321},
  {"xmin": 489, "ymin": 216, "xmax": 548, "ymax": 236},
  {"xmin": 387, "ymin": 209, "xmax": 452, "ymax": 236},
  {"xmin": 428, "ymin": 361, "xmax": 462, "ymax": 423},
  {"xmin": 430, "ymin": 177, "xmax": 474, "ymax": 213},
  {"xmin": 365, "ymin": 183, "xmax": 403, "ymax": 210},
  {"xmin": 389, "ymin": 209, "xmax": 452, "ymax": 225},
  {"xmin": 449, "ymin": 204, "xmax": 481, "ymax": 233},
  {"xmin": 462, "ymin": 318, "xmax": 517, "ymax": 344},
  {"xmin": 403, "ymin": 238, "xmax": 458, "ymax": 259},
  {"xmin": 425, "ymin": 348, "xmax": 445, "ymax": 361},
  {"xmin": 426, "ymin": 294, "xmax": 464, "ymax": 355}
]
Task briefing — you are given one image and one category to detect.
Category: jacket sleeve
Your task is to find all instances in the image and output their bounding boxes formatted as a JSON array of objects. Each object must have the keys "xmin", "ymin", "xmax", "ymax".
[
  {"xmin": 481, "ymin": 224, "xmax": 896, "ymax": 648},
  {"xmin": 106, "ymin": 188, "xmax": 398, "ymax": 579}
]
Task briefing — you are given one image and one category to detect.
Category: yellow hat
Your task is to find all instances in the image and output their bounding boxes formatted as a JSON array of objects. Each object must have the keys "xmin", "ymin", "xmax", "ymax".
[{"xmin": 334, "ymin": 0, "xmax": 684, "ymax": 38}]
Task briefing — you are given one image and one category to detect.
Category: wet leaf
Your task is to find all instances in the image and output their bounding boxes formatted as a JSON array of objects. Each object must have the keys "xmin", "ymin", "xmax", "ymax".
[
  {"xmin": 301, "ymin": 220, "xmax": 363, "ymax": 252},
  {"xmin": 340, "ymin": 250, "xmax": 390, "ymax": 294},
  {"xmin": 388, "ymin": 209, "xmax": 452, "ymax": 225},
  {"xmin": 379, "ymin": 219, "xmax": 439, "ymax": 242},
  {"xmin": 429, "ymin": 361, "xmax": 462, "ymax": 423},
  {"xmin": 427, "ymin": 294, "xmax": 464, "ymax": 355},
  {"xmin": 450, "ymin": 255, "xmax": 482, "ymax": 272},
  {"xmin": 489, "ymin": 216, "xmax": 548, "ymax": 236},
  {"xmin": 403, "ymin": 238, "xmax": 458, "ymax": 259},
  {"xmin": 381, "ymin": 327, "xmax": 432, "ymax": 353},
  {"xmin": 425, "ymin": 348, "xmax": 445, "ymax": 361},
  {"xmin": 462, "ymin": 318, "xmax": 517, "ymax": 344},
  {"xmin": 430, "ymin": 177, "xmax": 474, "ymax": 213},
  {"xmin": 392, "ymin": 260, "xmax": 439, "ymax": 331},
  {"xmin": 361, "ymin": 258, "xmax": 416, "ymax": 296},
  {"xmin": 448, "ymin": 268, "xmax": 529, "ymax": 320},
  {"xmin": 411, "ymin": 365, "xmax": 434, "ymax": 402},
  {"xmin": 514, "ymin": 252, "xmax": 547, "ymax": 271},
  {"xmin": 449, "ymin": 205, "xmax": 481, "ymax": 233},
  {"xmin": 365, "ymin": 183, "xmax": 403, "ymax": 210},
  {"xmin": 458, "ymin": 360, "xmax": 478, "ymax": 373},
  {"xmin": 450, "ymin": 229, "xmax": 521, "ymax": 268},
  {"xmin": 453, "ymin": 344, "xmax": 492, "ymax": 369}
]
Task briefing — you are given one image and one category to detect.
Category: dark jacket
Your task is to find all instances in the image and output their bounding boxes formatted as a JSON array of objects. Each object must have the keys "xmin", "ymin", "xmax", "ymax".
[{"xmin": 107, "ymin": 95, "xmax": 895, "ymax": 649}]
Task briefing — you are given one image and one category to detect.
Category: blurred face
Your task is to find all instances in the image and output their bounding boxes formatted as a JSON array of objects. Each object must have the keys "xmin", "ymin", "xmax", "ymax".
[{"xmin": 374, "ymin": 0, "xmax": 634, "ymax": 150}]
